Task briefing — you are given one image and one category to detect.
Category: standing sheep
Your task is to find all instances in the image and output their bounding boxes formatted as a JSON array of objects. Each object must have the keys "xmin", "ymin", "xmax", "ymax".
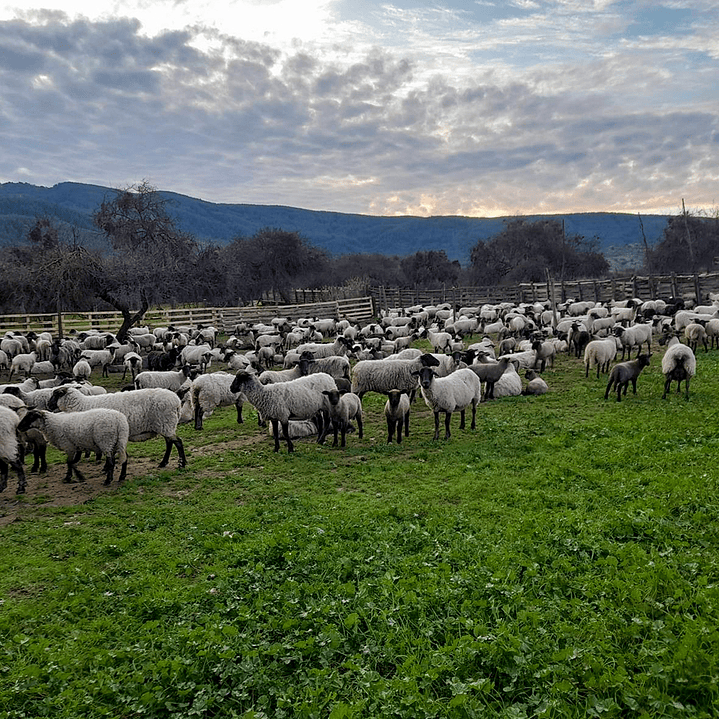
[
  {"xmin": 351, "ymin": 353, "xmax": 440, "ymax": 400},
  {"xmin": 414, "ymin": 366, "xmax": 481, "ymax": 440},
  {"xmin": 47, "ymin": 386, "xmax": 186, "ymax": 469},
  {"xmin": 583, "ymin": 338, "xmax": 618, "ymax": 378},
  {"xmin": 384, "ymin": 390, "xmax": 410, "ymax": 443},
  {"xmin": 18, "ymin": 408, "xmax": 130, "ymax": 485},
  {"xmin": 320, "ymin": 390, "xmax": 363, "ymax": 447},
  {"xmin": 604, "ymin": 354, "xmax": 651, "ymax": 402},
  {"xmin": 0, "ymin": 405, "xmax": 26, "ymax": 494},
  {"xmin": 660, "ymin": 335, "xmax": 696, "ymax": 399}
]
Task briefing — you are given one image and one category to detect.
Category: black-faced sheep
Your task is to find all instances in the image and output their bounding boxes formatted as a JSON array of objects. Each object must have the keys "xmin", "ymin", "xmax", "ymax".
[
  {"xmin": 384, "ymin": 389, "xmax": 410, "ymax": 443},
  {"xmin": 320, "ymin": 389, "xmax": 363, "ymax": 447},
  {"xmin": 604, "ymin": 354, "xmax": 651, "ymax": 402}
]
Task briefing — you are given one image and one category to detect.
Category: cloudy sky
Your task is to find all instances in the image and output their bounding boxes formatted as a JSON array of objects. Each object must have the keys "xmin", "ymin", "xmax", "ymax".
[{"xmin": 0, "ymin": 0, "xmax": 717, "ymax": 218}]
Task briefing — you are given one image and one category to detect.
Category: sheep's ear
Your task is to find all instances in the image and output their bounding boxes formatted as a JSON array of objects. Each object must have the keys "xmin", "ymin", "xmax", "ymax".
[{"xmin": 322, "ymin": 390, "xmax": 331, "ymax": 396}]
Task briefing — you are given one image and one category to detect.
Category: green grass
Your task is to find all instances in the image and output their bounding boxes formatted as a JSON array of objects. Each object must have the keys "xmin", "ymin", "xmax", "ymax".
[{"xmin": 2, "ymin": 346, "xmax": 719, "ymax": 718}]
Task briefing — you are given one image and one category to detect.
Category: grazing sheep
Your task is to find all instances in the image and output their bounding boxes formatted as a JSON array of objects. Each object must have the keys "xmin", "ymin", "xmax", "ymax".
[
  {"xmin": 47, "ymin": 386, "xmax": 186, "ymax": 469},
  {"xmin": 72, "ymin": 359, "xmax": 92, "ymax": 381},
  {"xmin": 523, "ymin": 369, "xmax": 548, "ymax": 395},
  {"xmin": 584, "ymin": 338, "xmax": 618, "ymax": 378},
  {"xmin": 0, "ymin": 405, "xmax": 26, "ymax": 494},
  {"xmin": 350, "ymin": 353, "xmax": 440, "ymax": 400},
  {"xmin": 183, "ymin": 371, "xmax": 245, "ymax": 430},
  {"xmin": 384, "ymin": 389, "xmax": 410, "ymax": 443},
  {"xmin": 414, "ymin": 366, "xmax": 481, "ymax": 440},
  {"xmin": 320, "ymin": 389, "xmax": 363, "ymax": 447},
  {"xmin": 230, "ymin": 370, "xmax": 337, "ymax": 453},
  {"xmin": 660, "ymin": 335, "xmax": 696, "ymax": 400},
  {"xmin": 604, "ymin": 354, "xmax": 651, "ymax": 402},
  {"xmin": 18, "ymin": 408, "xmax": 129, "ymax": 485}
]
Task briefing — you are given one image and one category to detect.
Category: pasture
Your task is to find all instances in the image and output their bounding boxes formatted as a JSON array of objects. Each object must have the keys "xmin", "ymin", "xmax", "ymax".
[{"xmin": 2, "ymin": 342, "xmax": 719, "ymax": 718}]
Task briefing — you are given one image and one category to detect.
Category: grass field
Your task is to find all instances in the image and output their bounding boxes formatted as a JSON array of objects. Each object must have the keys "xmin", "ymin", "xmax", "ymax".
[{"xmin": 2, "ymin": 343, "xmax": 719, "ymax": 718}]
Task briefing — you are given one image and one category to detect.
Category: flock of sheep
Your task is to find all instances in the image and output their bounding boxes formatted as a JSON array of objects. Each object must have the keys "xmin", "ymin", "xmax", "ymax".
[{"xmin": 0, "ymin": 291, "xmax": 712, "ymax": 494}]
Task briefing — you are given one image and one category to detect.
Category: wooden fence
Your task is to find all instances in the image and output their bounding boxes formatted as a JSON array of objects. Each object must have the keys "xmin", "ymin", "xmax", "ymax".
[
  {"xmin": 0, "ymin": 297, "xmax": 376, "ymax": 337},
  {"xmin": 369, "ymin": 271, "xmax": 719, "ymax": 312}
]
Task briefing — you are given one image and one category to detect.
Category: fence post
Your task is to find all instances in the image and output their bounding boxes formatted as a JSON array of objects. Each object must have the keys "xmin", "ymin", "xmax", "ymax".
[{"xmin": 694, "ymin": 273, "xmax": 702, "ymax": 303}]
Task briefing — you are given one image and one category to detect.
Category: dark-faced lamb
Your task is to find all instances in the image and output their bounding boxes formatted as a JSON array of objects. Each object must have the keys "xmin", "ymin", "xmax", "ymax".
[
  {"xmin": 604, "ymin": 354, "xmax": 651, "ymax": 402},
  {"xmin": 660, "ymin": 335, "xmax": 696, "ymax": 399},
  {"xmin": 47, "ymin": 386, "xmax": 186, "ymax": 468},
  {"xmin": 0, "ymin": 405, "xmax": 26, "ymax": 494},
  {"xmin": 466, "ymin": 354, "xmax": 513, "ymax": 401},
  {"xmin": 384, "ymin": 389, "xmax": 410, "ymax": 443},
  {"xmin": 230, "ymin": 369, "xmax": 337, "ymax": 453},
  {"xmin": 414, "ymin": 366, "xmax": 481, "ymax": 440},
  {"xmin": 18, "ymin": 408, "xmax": 129, "ymax": 485},
  {"xmin": 320, "ymin": 389, "xmax": 363, "ymax": 447}
]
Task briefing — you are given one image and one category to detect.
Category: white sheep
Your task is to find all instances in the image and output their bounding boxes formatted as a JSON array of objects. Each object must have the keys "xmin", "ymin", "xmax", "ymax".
[
  {"xmin": 134, "ymin": 365, "xmax": 193, "ymax": 392},
  {"xmin": 18, "ymin": 408, "xmax": 130, "ymax": 485},
  {"xmin": 351, "ymin": 353, "xmax": 440, "ymax": 400},
  {"xmin": 73, "ymin": 359, "xmax": 93, "ymax": 381},
  {"xmin": 384, "ymin": 389, "xmax": 410, "ymax": 443},
  {"xmin": 230, "ymin": 370, "xmax": 337, "ymax": 453},
  {"xmin": 181, "ymin": 371, "xmax": 245, "ymax": 430},
  {"xmin": 583, "ymin": 338, "xmax": 618, "ymax": 378},
  {"xmin": 8, "ymin": 352, "xmax": 37, "ymax": 380},
  {"xmin": 414, "ymin": 365, "xmax": 481, "ymax": 440},
  {"xmin": 48, "ymin": 386, "xmax": 186, "ymax": 468},
  {"xmin": 684, "ymin": 322, "xmax": 708, "ymax": 353},
  {"xmin": 80, "ymin": 348, "xmax": 116, "ymax": 377},
  {"xmin": 0, "ymin": 405, "xmax": 26, "ymax": 494},
  {"xmin": 660, "ymin": 335, "xmax": 696, "ymax": 400},
  {"xmin": 180, "ymin": 343, "xmax": 213, "ymax": 372},
  {"xmin": 320, "ymin": 389, "xmax": 363, "ymax": 447},
  {"xmin": 613, "ymin": 324, "xmax": 652, "ymax": 360},
  {"xmin": 295, "ymin": 337, "xmax": 351, "ymax": 359},
  {"xmin": 523, "ymin": 370, "xmax": 548, "ymax": 395}
]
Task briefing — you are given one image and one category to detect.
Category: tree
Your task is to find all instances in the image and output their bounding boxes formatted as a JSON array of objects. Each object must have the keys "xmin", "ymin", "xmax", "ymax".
[
  {"xmin": 648, "ymin": 205, "xmax": 719, "ymax": 274},
  {"xmin": 400, "ymin": 250, "xmax": 460, "ymax": 288},
  {"xmin": 93, "ymin": 182, "xmax": 199, "ymax": 340},
  {"xmin": 468, "ymin": 219, "xmax": 609, "ymax": 285}
]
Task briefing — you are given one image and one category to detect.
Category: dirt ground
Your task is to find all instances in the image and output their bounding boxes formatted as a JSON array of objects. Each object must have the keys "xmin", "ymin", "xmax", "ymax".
[{"xmin": 0, "ymin": 434, "xmax": 266, "ymax": 528}]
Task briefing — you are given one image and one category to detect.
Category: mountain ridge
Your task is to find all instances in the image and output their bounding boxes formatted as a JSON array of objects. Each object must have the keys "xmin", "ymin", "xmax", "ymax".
[{"xmin": 0, "ymin": 181, "xmax": 669, "ymax": 270}]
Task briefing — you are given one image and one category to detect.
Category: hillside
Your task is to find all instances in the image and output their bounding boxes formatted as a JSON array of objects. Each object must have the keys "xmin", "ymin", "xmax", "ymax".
[{"xmin": 0, "ymin": 181, "xmax": 669, "ymax": 270}]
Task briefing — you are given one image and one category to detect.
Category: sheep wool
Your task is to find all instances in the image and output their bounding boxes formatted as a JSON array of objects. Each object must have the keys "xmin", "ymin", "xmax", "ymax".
[{"xmin": 0, "ymin": 405, "xmax": 26, "ymax": 494}]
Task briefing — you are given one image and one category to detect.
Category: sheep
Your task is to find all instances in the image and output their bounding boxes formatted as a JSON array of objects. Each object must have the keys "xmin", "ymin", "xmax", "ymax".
[
  {"xmin": 422, "ymin": 327, "xmax": 454, "ymax": 353},
  {"xmin": 466, "ymin": 355, "xmax": 513, "ymax": 401},
  {"xmin": 613, "ymin": 324, "xmax": 652, "ymax": 360},
  {"xmin": 604, "ymin": 354, "xmax": 651, "ymax": 402},
  {"xmin": 80, "ymin": 348, "xmax": 116, "ymax": 377},
  {"xmin": 523, "ymin": 370, "xmax": 548, "ymax": 395},
  {"xmin": 0, "ymin": 349, "xmax": 8, "ymax": 373},
  {"xmin": 660, "ymin": 335, "xmax": 696, "ymax": 400},
  {"xmin": 47, "ymin": 386, "xmax": 186, "ymax": 468},
  {"xmin": 0, "ymin": 393, "xmax": 47, "ymax": 474},
  {"xmin": 295, "ymin": 337, "xmax": 351, "ymax": 359},
  {"xmin": 122, "ymin": 352, "xmax": 144, "ymax": 381},
  {"xmin": 684, "ymin": 322, "xmax": 708, "ymax": 353},
  {"xmin": 17, "ymin": 408, "xmax": 129, "ymax": 485},
  {"xmin": 414, "ymin": 366, "xmax": 481, "ymax": 440},
  {"xmin": 229, "ymin": 369, "xmax": 337, "ymax": 453},
  {"xmin": 147, "ymin": 346, "xmax": 181, "ymax": 371},
  {"xmin": 384, "ymin": 389, "xmax": 410, "ymax": 443},
  {"xmin": 134, "ymin": 364, "xmax": 194, "ymax": 392},
  {"xmin": 531, "ymin": 340, "xmax": 556, "ymax": 372},
  {"xmin": 0, "ymin": 405, "xmax": 26, "ymax": 494},
  {"xmin": 180, "ymin": 344, "xmax": 213, "ymax": 372},
  {"xmin": 583, "ymin": 338, "xmax": 618, "ymax": 378},
  {"xmin": 350, "ymin": 353, "xmax": 441, "ymax": 400},
  {"xmin": 320, "ymin": 389, "xmax": 363, "ymax": 447},
  {"xmin": 182, "ymin": 372, "xmax": 245, "ymax": 430},
  {"xmin": 29, "ymin": 360, "xmax": 56, "ymax": 376},
  {"xmin": 8, "ymin": 352, "xmax": 37, "ymax": 380},
  {"xmin": 568, "ymin": 322, "xmax": 591, "ymax": 358},
  {"xmin": 73, "ymin": 359, "xmax": 93, "ymax": 381},
  {"xmin": 706, "ymin": 318, "xmax": 719, "ymax": 349}
]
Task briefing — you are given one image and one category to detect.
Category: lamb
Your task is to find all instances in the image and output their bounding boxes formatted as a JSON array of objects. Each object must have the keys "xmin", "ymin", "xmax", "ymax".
[
  {"xmin": 466, "ymin": 355, "xmax": 513, "ymax": 401},
  {"xmin": 0, "ymin": 405, "xmax": 26, "ymax": 494},
  {"xmin": 660, "ymin": 335, "xmax": 696, "ymax": 400},
  {"xmin": 8, "ymin": 352, "xmax": 37, "ymax": 380},
  {"xmin": 230, "ymin": 369, "xmax": 337, "ymax": 453},
  {"xmin": 122, "ymin": 352, "xmax": 144, "ymax": 381},
  {"xmin": 531, "ymin": 340, "xmax": 555, "ymax": 372},
  {"xmin": 523, "ymin": 370, "xmax": 548, "ymax": 396},
  {"xmin": 414, "ymin": 366, "xmax": 481, "ymax": 440},
  {"xmin": 0, "ymin": 394, "xmax": 47, "ymax": 474},
  {"xmin": 384, "ymin": 389, "xmax": 410, "ymax": 444},
  {"xmin": 604, "ymin": 354, "xmax": 651, "ymax": 402},
  {"xmin": 134, "ymin": 364, "xmax": 194, "ymax": 392},
  {"xmin": 17, "ymin": 408, "xmax": 129, "ymax": 485},
  {"xmin": 182, "ymin": 371, "xmax": 245, "ymax": 430},
  {"xmin": 583, "ymin": 338, "xmax": 618, "ymax": 378},
  {"xmin": 684, "ymin": 322, "xmax": 708, "ymax": 353},
  {"xmin": 320, "ymin": 389, "xmax": 363, "ymax": 447},
  {"xmin": 350, "ymin": 353, "xmax": 440, "ymax": 400},
  {"xmin": 47, "ymin": 386, "xmax": 186, "ymax": 468},
  {"xmin": 73, "ymin": 359, "xmax": 93, "ymax": 381}
]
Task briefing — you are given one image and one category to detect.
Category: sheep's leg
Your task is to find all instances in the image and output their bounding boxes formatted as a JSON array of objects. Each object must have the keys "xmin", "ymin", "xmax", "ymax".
[
  {"xmin": 31, "ymin": 443, "xmax": 47, "ymax": 473},
  {"xmin": 459, "ymin": 409, "xmax": 466, "ymax": 430},
  {"xmin": 340, "ymin": 422, "xmax": 347, "ymax": 448},
  {"xmin": 0, "ymin": 461, "xmax": 7, "ymax": 493},
  {"xmin": 403, "ymin": 412, "xmax": 410, "ymax": 438},
  {"xmin": 444, "ymin": 411, "xmax": 452, "ymax": 440},
  {"xmin": 13, "ymin": 460, "xmax": 26, "ymax": 494},
  {"xmin": 356, "ymin": 415, "xmax": 363, "ymax": 439},
  {"xmin": 118, "ymin": 460, "xmax": 128, "ymax": 482},
  {"xmin": 67, "ymin": 452, "xmax": 86, "ymax": 483},
  {"xmin": 103, "ymin": 456, "xmax": 116, "ymax": 486},
  {"xmin": 662, "ymin": 376, "xmax": 671, "ymax": 399},
  {"xmin": 470, "ymin": 402, "xmax": 477, "ymax": 430},
  {"xmin": 684, "ymin": 377, "xmax": 691, "ymax": 399},
  {"xmin": 271, "ymin": 419, "xmax": 282, "ymax": 452},
  {"xmin": 631, "ymin": 378, "xmax": 638, "ymax": 394},
  {"xmin": 432, "ymin": 411, "xmax": 441, "ymax": 440},
  {"xmin": 235, "ymin": 399, "xmax": 243, "ymax": 424},
  {"xmin": 194, "ymin": 404, "xmax": 204, "ymax": 430},
  {"xmin": 281, "ymin": 421, "xmax": 294, "ymax": 453},
  {"xmin": 386, "ymin": 419, "xmax": 395, "ymax": 443}
]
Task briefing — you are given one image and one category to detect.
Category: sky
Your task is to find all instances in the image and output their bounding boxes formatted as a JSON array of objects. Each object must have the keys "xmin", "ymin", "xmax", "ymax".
[{"xmin": 0, "ymin": 0, "xmax": 717, "ymax": 218}]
